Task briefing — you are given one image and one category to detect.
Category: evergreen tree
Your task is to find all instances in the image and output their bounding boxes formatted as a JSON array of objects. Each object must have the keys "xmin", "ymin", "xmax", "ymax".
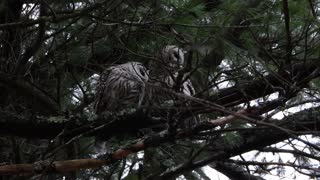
[{"xmin": 0, "ymin": 0, "xmax": 320, "ymax": 179}]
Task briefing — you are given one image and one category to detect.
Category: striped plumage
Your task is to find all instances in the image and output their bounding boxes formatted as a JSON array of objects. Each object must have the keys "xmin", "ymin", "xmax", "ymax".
[
  {"xmin": 149, "ymin": 45, "xmax": 194, "ymax": 103},
  {"xmin": 94, "ymin": 62, "xmax": 148, "ymax": 114},
  {"xmin": 94, "ymin": 45, "xmax": 194, "ymax": 115},
  {"xmin": 149, "ymin": 45, "xmax": 185, "ymax": 81}
]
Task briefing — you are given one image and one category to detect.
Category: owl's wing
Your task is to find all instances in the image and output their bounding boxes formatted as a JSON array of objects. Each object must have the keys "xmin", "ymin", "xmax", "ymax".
[
  {"xmin": 94, "ymin": 66, "xmax": 141, "ymax": 114},
  {"xmin": 94, "ymin": 68, "xmax": 113, "ymax": 114},
  {"xmin": 94, "ymin": 67, "xmax": 130, "ymax": 114},
  {"xmin": 183, "ymin": 79, "xmax": 195, "ymax": 96}
]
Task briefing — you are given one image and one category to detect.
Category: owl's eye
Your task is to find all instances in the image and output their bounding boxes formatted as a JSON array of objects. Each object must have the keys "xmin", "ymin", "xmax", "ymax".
[
  {"xmin": 139, "ymin": 68, "xmax": 146, "ymax": 76},
  {"xmin": 173, "ymin": 51, "xmax": 180, "ymax": 60}
]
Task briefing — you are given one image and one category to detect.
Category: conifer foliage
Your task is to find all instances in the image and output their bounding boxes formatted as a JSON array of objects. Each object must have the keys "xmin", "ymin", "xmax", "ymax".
[{"xmin": 0, "ymin": 0, "xmax": 320, "ymax": 179}]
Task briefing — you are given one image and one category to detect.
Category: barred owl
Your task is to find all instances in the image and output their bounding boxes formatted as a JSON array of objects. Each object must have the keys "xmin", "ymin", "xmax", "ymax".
[
  {"xmin": 94, "ymin": 62, "xmax": 148, "ymax": 114},
  {"xmin": 149, "ymin": 45, "xmax": 194, "ymax": 101},
  {"xmin": 94, "ymin": 46, "xmax": 193, "ymax": 115}
]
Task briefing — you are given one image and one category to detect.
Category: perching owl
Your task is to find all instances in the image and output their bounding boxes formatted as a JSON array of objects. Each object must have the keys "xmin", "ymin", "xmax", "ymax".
[
  {"xmin": 146, "ymin": 45, "xmax": 197, "ymax": 129},
  {"xmin": 94, "ymin": 62, "xmax": 149, "ymax": 114},
  {"xmin": 94, "ymin": 46, "xmax": 193, "ymax": 115},
  {"xmin": 148, "ymin": 45, "xmax": 194, "ymax": 101},
  {"xmin": 149, "ymin": 45, "xmax": 185, "ymax": 80}
]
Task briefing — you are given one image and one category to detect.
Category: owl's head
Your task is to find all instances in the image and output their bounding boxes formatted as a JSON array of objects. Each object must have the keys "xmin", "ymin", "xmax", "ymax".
[
  {"xmin": 160, "ymin": 45, "xmax": 186, "ymax": 69},
  {"xmin": 125, "ymin": 62, "xmax": 149, "ymax": 82}
]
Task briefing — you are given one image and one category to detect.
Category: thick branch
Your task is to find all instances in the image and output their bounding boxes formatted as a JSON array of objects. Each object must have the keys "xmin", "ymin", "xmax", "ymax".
[
  {"xmin": 210, "ymin": 60, "xmax": 320, "ymax": 106},
  {"xmin": 0, "ymin": 59, "xmax": 319, "ymax": 137},
  {"xmin": 0, "ymin": 110, "xmax": 156, "ymax": 139},
  {"xmin": 159, "ymin": 107, "xmax": 320, "ymax": 178},
  {"xmin": 1, "ymin": 106, "xmax": 320, "ymax": 176}
]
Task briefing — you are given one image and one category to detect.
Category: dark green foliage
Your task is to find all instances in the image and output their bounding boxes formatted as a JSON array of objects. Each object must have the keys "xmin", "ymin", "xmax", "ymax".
[{"xmin": 0, "ymin": 0, "xmax": 320, "ymax": 179}]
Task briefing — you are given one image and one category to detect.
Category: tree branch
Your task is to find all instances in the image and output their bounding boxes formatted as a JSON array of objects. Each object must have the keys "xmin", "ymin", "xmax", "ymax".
[
  {"xmin": 158, "ymin": 107, "xmax": 320, "ymax": 178},
  {"xmin": 213, "ymin": 162, "xmax": 265, "ymax": 180},
  {"xmin": 210, "ymin": 60, "xmax": 320, "ymax": 107},
  {"xmin": 1, "ymin": 106, "xmax": 320, "ymax": 176},
  {"xmin": 0, "ymin": 1, "xmax": 106, "ymax": 29},
  {"xmin": 14, "ymin": 0, "xmax": 47, "ymax": 75},
  {"xmin": 0, "ymin": 72, "xmax": 60, "ymax": 114},
  {"xmin": 282, "ymin": 0, "xmax": 292, "ymax": 65}
]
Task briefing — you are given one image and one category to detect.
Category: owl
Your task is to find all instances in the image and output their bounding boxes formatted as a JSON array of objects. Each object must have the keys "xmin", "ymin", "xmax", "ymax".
[
  {"xmin": 94, "ymin": 46, "xmax": 193, "ymax": 114},
  {"xmin": 94, "ymin": 62, "xmax": 149, "ymax": 114},
  {"xmin": 148, "ymin": 45, "xmax": 194, "ymax": 102}
]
